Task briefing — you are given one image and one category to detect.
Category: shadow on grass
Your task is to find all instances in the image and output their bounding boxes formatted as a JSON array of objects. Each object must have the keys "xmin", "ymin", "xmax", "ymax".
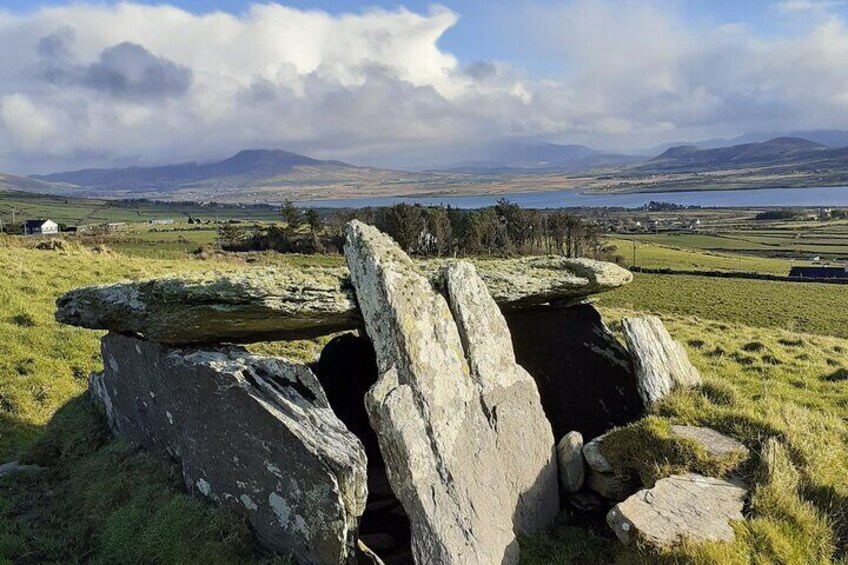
[
  {"xmin": 0, "ymin": 412, "xmax": 43, "ymax": 462},
  {"xmin": 1, "ymin": 393, "xmax": 286, "ymax": 565}
]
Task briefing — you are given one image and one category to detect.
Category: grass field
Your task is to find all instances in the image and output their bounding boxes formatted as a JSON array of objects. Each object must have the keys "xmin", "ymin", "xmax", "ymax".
[
  {"xmin": 0, "ymin": 235, "xmax": 846, "ymax": 564},
  {"xmin": 0, "ymin": 190, "xmax": 281, "ymax": 227},
  {"xmin": 598, "ymin": 272, "xmax": 848, "ymax": 339}
]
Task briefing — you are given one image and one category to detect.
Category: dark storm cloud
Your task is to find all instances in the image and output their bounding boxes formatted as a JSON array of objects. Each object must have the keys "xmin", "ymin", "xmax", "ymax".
[
  {"xmin": 36, "ymin": 39, "xmax": 192, "ymax": 100},
  {"xmin": 81, "ymin": 42, "xmax": 192, "ymax": 99}
]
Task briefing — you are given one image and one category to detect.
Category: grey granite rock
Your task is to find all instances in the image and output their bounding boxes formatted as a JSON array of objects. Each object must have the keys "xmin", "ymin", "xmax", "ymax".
[
  {"xmin": 444, "ymin": 260, "xmax": 559, "ymax": 534},
  {"xmin": 56, "ymin": 258, "xmax": 631, "ymax": 344},
  {"xmin": 607, "ymin": 473, "xmax": 747, "ymax": 548},
  {"xmin": 90, "ymin": 332, "xmax": 367, "ymax": 565},
  {"xmin": 556, "ymin": 432, "xmax": 585, "ymax": 494},
  {"xmin": 622, "ymin": 316, "xmax": 702, "ymax": 408},
  {"xmin": 344, "ymin": 221, "xmax": 519, "ymax": 565}
]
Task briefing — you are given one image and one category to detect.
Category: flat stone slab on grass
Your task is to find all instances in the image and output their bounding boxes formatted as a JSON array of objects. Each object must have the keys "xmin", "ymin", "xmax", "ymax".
[
  {"xmin": 670, "ymin": 425, "xmax": 750, "ymax": 461},
  {"xmin": 56, "ymin": 257, "xmax": 632, "ymax": 344},
  {"xmin": 607, "ymin": 473, "xmax": 747, "ymax": 548}
]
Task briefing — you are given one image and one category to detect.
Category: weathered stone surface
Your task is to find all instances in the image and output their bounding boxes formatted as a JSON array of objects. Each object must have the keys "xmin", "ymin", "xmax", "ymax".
[
  {"xmin": 56, "ymin": 257, "xmax": 631, "ymax": 344},
  {"xmin": 670, "ymin": 426, "xmax": 750, "ymax": 461},
  {"xmin": 58, "ymin": 266, "xmax": 360, "ymax": 343},
  {"xmin": 91, "ymin": 332, "xmax": 367, "ymax": 565},
  {"xmin": 432, "ymin": 256, "xmax": 632, "ymax": 309},
  {"xmin": 344, "ymin": 220, "xmax": 518, "ymax": 565},
  {"xmin": 443, "ymin": 260, "xmax": 559, "ymax": 534},
  {"xmin": 582, "ymin": 434, "xmax": 613, "ymax": 473},
  {"xmin": 622, "ymin": 316, "xmax": 702, "ymax": 407},
  {"xmin": 606, "ymin": 473, "xmax": 747, "ymax": 547},
  {"xmin": 556, "ymin": 432, "xmax": 585, "ymax": 494},
  {"xmin": 504, "ymin": 304, "xmax": 642, "ymax": 441},
  {"xmin": 586, "ymin": 469, "xmax": 636, "ymax": 502}
]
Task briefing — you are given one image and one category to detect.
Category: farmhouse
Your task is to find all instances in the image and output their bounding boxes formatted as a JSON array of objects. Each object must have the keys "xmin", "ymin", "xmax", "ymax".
[
  {"xmin": 24, "ymin": 219, "xmax": 59, "ymax": 236},
  {"xmin": 789, "ymin": 266, "xmax": 848, "ymax": 280}
]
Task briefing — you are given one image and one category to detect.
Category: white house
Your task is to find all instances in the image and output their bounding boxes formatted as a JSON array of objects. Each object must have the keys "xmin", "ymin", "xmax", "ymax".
[{"xmin": 24, "ymin": 219, "xmax": 59, "ymax": 236}]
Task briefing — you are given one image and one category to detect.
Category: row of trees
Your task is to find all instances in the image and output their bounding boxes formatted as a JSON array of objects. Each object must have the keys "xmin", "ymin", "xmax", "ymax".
[{"xmin": 221, "ymin": 199, "xmax": 619, "ymax": 261}]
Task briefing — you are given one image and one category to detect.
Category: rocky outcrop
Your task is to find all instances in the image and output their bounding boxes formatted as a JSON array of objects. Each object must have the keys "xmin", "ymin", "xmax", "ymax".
[
  {"xmin": 90, "ymin": 333, "xmax": 368, "ymax": 565},
  {"xmin": 56, "ymin": 258, "xmax": 631, "ymax": 344},
  {"xmin": 622, "ymin": 316, "xmax": 702, "ymax": 407},
  {"xmin": 443, "ymin": 260, "xmax": 558, "ymax": 534},
  {"xmin": 556, "ymin": 432, "xmax": 585, "ymax": 494},
  {"xmin": 344, "ymin": 220, "xmax": 519, "ymax": 565},
  {"xmin": 606, "ymin": 473, "xmax": 747, "ymax": 548},
  {"xmin": 504, "ymin": 304, "xmax": 642, "ymax": 440}
]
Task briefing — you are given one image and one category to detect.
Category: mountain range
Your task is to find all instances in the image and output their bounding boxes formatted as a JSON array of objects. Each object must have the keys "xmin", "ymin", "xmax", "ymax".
[{"xmin": 6, "ymin": 133, "xmax": 848, "ymax": 202}]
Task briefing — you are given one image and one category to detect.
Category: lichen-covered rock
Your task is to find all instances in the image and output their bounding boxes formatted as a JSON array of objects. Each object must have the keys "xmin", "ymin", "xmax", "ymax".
[
  {"xmin": 556, "ymin": 432, "xmax": 585, "ymax": 494},
  {"xmin": 622, "ymin": 316, "xmax": 702, "ymax": 407},
  {"xmin": 606, "ymin": 473, "xmax": 747, "ymax": 548},
  {"xmin": 430, "ymin": 256, "xmax": 632, "ymax": 309},
  {"xmin": 443, "ymin": 260, "xmax": 558, "ymax": 534},
  {"xmin": 670, "ymin": 425, "xmax": 750, "ymax": 462},
  {"xmin": 344, "ymin": 220, "xmax": 519, "ymax": 565},
  {"xmin": 58, "ymin": 266, "xmax": 359, "ymax": 343},
  {"xmin": 504, "ymin": 304, "xmax": 642, "ymax": 441},
  {"xmin": 90, "ymin": 333, "xmax": 367, "ymax": 565},
  {"xmin": 56, "ymin": 258, "xmax": 631, "ymax": 344}
]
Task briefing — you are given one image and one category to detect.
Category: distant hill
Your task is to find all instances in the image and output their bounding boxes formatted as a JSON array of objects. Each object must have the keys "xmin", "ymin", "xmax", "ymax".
[
  {"xmin": 37, "ymin": 149, "xmax": 357, "ymax": 190},
  {"xmin": 0, "ymin": 172, "xmax": 69, "ymax": 194},
  {"xmin": 642, "ymin": 137, "xmax": 833, "ymax": 171},
  {"xmin": 437, "ymin": 142, "xmax": 643, "ymax": 173},
  {"xmin": 646, "ymin": 129, "xmax": 848, "ymax": 155}
]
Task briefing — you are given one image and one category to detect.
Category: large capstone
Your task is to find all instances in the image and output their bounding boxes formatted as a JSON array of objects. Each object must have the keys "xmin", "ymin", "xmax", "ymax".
[
  {"xmin": 443, "ymin": 260, "xmax": 559, "ymax": 535},
  {"xmin": 622, "ymin": 316, "xmax": 702, "ymax": 408},
  {"xmin": 606, "ymin": 473, "xmax": 747, "ymax": 548},
  {"xmin": 90, "ymin": 333, "xmax": 368, "ymax": 565},
  {"xmin": 504, "ymin": 303, "xmax": 642, "ymax": 440},
  {"xmin": 344, "ymin": 220, "xmax": 519, "ymax": 565},
  {"xmin": 56, "ymin": 258, "xmax": 632, "ymax": 344}
]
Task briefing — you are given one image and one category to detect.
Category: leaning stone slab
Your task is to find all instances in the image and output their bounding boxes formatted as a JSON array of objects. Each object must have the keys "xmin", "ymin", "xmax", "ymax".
[
  {"xmin": 444, "ymin": 260, "xmax": 559, "ymax": 534},
  {"xmin": 56, "ymin": 257, "xmax": 631, "ymax": 344},
  {"xmin": 622, "ymin": 316, "xmax": 702, "ymax": 408},
  {"xmin": 606, "ymin": 473, "xmax": 747, "ymax": 548},
  {"xmin": 90, "ymin": 332, "xmax": 368, "ymax": 565},
  {"xmin": 344, "ymin": 221, "xmax": 518, "ymax": 565}
]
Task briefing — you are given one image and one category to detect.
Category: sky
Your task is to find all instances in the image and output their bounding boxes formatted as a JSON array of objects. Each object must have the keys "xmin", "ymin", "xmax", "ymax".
[{"xmin": 2, "ymin": 0, "xmax": 848, "ymax": 173}]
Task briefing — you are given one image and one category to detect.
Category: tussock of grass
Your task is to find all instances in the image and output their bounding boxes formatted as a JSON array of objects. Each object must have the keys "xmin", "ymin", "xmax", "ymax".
[{"xmin": 595, "ymin": 416, "xmax": 749, "ymax": 488}]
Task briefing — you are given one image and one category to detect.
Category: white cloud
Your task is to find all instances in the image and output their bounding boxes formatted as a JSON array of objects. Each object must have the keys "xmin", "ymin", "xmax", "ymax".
[{"xmin": 2, "ymin": 1, "xmax": 848, "ymax": 172}]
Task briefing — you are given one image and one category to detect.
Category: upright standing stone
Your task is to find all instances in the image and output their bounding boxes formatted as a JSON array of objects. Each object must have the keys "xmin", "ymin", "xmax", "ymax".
[
  {"xmin": 443, "ymin": 260, "xmax": 559, "ymax": 534},
  {"xmin": 344, "ymin": 221, "xmax": 518, "ymax": 565},
  {"xmin": 90, "ymin": 333, "xmax": 367, "ymax": 565},
  {"xmin": 622, "ymin": 316, "xmax": 702, "ymax": 407}
]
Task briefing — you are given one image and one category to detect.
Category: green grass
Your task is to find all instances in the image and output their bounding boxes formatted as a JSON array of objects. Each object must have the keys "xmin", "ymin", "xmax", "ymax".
[
  {"xmin": 1, "ymin": 235, "xmax": 847, "ymax": 564},
  {"xmin": 0, "ymin": 190, "xmax": 281, "ymax": 226},
  {"xmin": 598, "ymin": 272, "xmax": 848, "ymax": 339},
  {"xmin": 522, "ymin": 309, "xmax": 848, "ymax": 564},
  {"xmin": 608, "ymin": 238, "xmax": 803, "ymax": 275}
]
